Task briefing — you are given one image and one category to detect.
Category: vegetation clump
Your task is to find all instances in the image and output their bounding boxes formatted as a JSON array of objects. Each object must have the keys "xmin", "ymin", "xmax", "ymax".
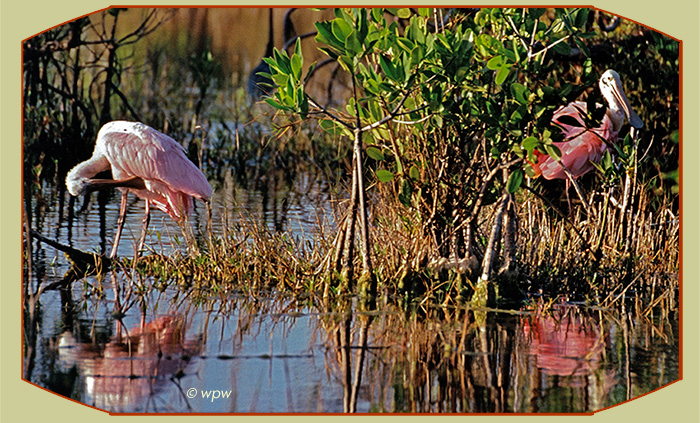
[{"xmin": 23, "ymin": 7, "xmax": 679, "ymax": 312}]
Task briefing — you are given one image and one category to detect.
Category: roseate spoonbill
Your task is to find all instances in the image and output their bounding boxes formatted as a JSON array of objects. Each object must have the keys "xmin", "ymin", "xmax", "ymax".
[
  {"xmin": 532, "ymin": 69, "xmax": 643, "ymax": 181},
  {"xmin": 66, "ymin": 121, "xmax": 213, "ymax": 258}
]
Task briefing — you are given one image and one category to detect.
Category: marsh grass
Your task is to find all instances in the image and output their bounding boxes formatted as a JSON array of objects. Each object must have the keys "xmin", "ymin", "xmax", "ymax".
[
  {"xmin": 113, "ymin": 153, "xmax": 677, "ymax": 316},
  {"xmin": 23, "ymin": 7, "xmax": 678, "ymax": 315},
  {"xmin": 124, "ymin": 212, "xmax": 329, "ymax": 298},
  {"xmin": 348, "ymin": 153, "xmax": 679, "ymax": 310}
]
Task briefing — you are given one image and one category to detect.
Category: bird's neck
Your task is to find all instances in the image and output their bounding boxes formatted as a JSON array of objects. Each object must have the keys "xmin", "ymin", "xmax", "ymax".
[
  {"xmin": 606, "ymin": 106, "xmax": 626, "ymax": 133},
  {"xmin": 66, "ymin": 155, "xmax": 110, "ymax": 196}
]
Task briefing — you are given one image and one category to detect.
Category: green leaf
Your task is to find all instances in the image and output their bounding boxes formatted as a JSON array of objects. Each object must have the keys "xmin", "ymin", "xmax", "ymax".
[
  {"xmin": 264, "ymin": 97, "xmax": 284, "ymax": 110},
  {"xmin": 318, "ymin": 46, "xmax": 340, "ymax": 61},
  {"xmin": 552, "ymin": 38, "xmax": 572, "ymax": 55},
  {"xmin": 522, "ymin": 136, "xmax": 540, "ymax": 151},
  {"xmin": 430, "ymin": 114, "xmax": 443, "ymax": 128},
  {"xmin": 475, "ymin": 33, "xmax": 502, "ymax": 57},
  {"xmin": 410, "ymin": 45, "xmax": 425, "ymax": 66},
  {"xmin": 400, "ymin": 51, "xmax": 410, "ymax": 83},
  {"xmin": 396, "ymin": 37, "xmax": 415, "ymax": 53},
  {"xmin": 291, "ymin": 52, "xmax": 302, "ymax": 81},
  {"xmin": 510, "ymin": 83, "xmax": 528, "ymax": 105},
  {"xmin": 487, "ymin": 55, "xmax": 504, "ymax": 70},
  {"xmin": 669, "ymin": 129, "xmax": 679, "ymax": 144},
  {"xmin": 399, "ymin": 178, "xmax": 413, "ymax": 206},
  {"xmin": 270, "ymin": 73, "xmax": 289, "ymax": 87},
  {"xmin": 524, "ymin": 163, "xmax": 538, "ymax": 178},
  {"xmin": 511, "ymin": 143, "xmax": 524, "ymax": 157},
  {"xmin": 332, "ymin": 18, "xmax": 353, "ymax": 46},
  {"xmin": 574, "ymin": 8, "xmax": 589, "ymax": 30},
  {"xmin": 395, "ymin": 156, "xmax": 403, "ymax": 174},
  {"xmin": 379, "ymin": 54, "xmax": 398, "ymax": 82},
  {"xmin": 315, "ymin": 21, "xmax": 343, "ymax": 51},
  {"xmin": 338, "ymin": 55, "xmax": 353, "ymax": 73},
  {"xmin": 366, "ymin": 146, "xmax": 385, "ymax": 161},
  {"xmin": 366, "ymin": 98, "xmax": 383, "ymax": 121},
  {"xmin": 506, "ymin": 169, "xmax": 523, "ymax": 193},
  {"xmin": 319, "ymin": 119, "xmax": 346, "ymax": 137},
  {"xmin": 376, "ymin": 169, "xmax": 395, "ymax": 182},
  {"xmin": 345, "ymin": 32, "xmax": 362, "ymax": 56},
  {"xmin": 356, "ymin": 9, "xmax": 368, "ymax": 44},
  {"xmin": 408, "ymin": 17, "xmax": 425, "ymax": 43},
  {"xmin": 495, "ymin": 64, "xmax": 510, "ymax": 85},
  {"xmin": 396, "ymin": 8, "xmax": 411, "ymax": 19},
  {"xmin": 510, "ymin": 105, "xmax": 527, "ymax": 123},
  {"xmin": 601, "ymin": 149, "xmax": 612, "ymax": 171},
  {"xmin": 294, "ymin": 37, "xmax": 303, "ymax": 58},
  {"xmin": 297, "ymin": 86, "xmax": 308, "ymax": 115},
  {"xmin": 545, "ymin": 144, "xmax": 562, "ymax": 161},
  {"xmin": 409, "ymin": 165, "xmax": 420, "ymax": 181},
  {"xmin": 272, "ymin": 48, "xmax": 291, "ymax": 74}
]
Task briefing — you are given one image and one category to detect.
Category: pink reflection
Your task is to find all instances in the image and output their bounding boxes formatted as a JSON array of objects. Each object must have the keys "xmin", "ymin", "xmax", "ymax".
[
  {"xmin": 57, "ymin": 315, "xmax": 201, "ymax": 411},
  {"xmin": 522, "ymin": 310, "xmax": 605, "ymax": 377}
]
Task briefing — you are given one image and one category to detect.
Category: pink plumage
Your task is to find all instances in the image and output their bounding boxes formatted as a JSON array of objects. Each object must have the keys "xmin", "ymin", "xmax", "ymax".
[
  {"xmin": 96, "ymin": 121, "xmax": 213, "ymax": 220},
  {"xmin": 532, "ymin": 101, "xmax": 614, "ymax": 180}
]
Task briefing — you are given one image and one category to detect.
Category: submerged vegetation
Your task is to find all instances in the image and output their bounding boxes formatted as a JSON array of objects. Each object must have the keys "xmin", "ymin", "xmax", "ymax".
[{"xmin": 23, "ymin": 8, "xmax": 679, "ymax": 315}]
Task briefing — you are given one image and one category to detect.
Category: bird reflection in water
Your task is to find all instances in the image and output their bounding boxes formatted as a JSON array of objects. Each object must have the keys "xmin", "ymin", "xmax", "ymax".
[{"xmin": 56, "ymin": 315, "xmax": 201, "ymax": 412}]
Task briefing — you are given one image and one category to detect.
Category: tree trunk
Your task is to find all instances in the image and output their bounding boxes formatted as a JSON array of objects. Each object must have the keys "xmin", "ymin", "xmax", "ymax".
[
  {"xmin": 353, "ymin": 127, "xmax": 375, "ymax": 296},
  {"xmin": 341, "ymin": 148, "xmax": 359, "ymax": 285},
  {"xmin": 472, "ymin": 193, "xmax": 508, "ymax": 307}
]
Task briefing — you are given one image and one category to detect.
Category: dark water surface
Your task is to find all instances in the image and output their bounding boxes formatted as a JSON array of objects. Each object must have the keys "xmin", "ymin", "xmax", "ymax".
[{"xmin": 23, "ymin": 175, "xmax": 679, "ymax": 414}]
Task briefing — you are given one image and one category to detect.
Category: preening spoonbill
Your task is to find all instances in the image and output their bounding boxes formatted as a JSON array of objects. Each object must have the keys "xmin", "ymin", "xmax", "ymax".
[
  {"xmin": 532, "ymin": 69, "xmax": 643, "ymax": 181},
  {"xmin": 66, "ymin": 121, "xmax": 213, "ymax": 258}
]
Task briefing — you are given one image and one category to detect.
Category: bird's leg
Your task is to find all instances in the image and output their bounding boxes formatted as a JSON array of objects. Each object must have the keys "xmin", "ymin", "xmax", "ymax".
[
  {"xmin": 559, "ymin": 163, "xmax": 591, "ymax": 216},
  {"xmin": 567, "ymin": 175, "xmax": 591, "ymax": 216},
  {"xmin": 108, "ymin": 193, "xmax": 128, "ymax": 339},
  {"xmin": 110, "ymin": 191, "xmax": 129, "ymax": 259},
  {"xmin": 565, "ymin": 179, "xmax": 573, "ymax": 215},
  {"xmin": 135, "ymin": 201, "xmax": 151, "ymax": 259}
]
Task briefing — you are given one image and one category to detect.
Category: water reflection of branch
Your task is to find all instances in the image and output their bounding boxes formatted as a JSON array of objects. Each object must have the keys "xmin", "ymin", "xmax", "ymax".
[{"xmin": 28, "ymin": 229, "xmax": 112, "ymax": 291}]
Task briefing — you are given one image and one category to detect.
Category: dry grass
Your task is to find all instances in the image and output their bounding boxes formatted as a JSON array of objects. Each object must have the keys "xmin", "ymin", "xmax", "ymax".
[
  {"xmin": 363, "ymin": 164, "xmax": 678, "ymax": 310},
  {"xmin": 114, "ymin": 158, "xmax": 678, "ymax": 314}
]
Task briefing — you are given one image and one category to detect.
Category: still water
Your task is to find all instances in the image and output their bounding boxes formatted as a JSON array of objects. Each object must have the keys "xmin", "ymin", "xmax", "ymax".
[
  {"xmin": 23, "ymin": 172, "xmax": 679, "ymax": 414},
  {"xmin": 22, "ymin": 7, "xmax": 679, "ymax": 413}
]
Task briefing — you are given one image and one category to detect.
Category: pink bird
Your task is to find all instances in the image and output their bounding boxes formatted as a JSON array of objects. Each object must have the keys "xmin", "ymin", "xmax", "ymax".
[
  {"xmin": 531, "ymin": 70, "xmax": 643, "ymax": 181},
  {"xmin": 66, "ymin": 121, "xmax": 213, "ymax": 258}
]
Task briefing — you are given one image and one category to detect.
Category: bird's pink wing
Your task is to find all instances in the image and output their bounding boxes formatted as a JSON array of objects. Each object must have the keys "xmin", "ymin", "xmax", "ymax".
[
  {"xmin": 533, "ymin": 102, "xmax": 615, "ymax": 180},
  {"xmin": 99, "ymin": 122, "xmax": 212, "ymax": 219},
  {"xmin": 552, "ymin": 101, "xmax": 589, "ymax": 140},
  {"xmin": 538, "ymin": 135, "xmax": 607, "ymax": 179}
]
